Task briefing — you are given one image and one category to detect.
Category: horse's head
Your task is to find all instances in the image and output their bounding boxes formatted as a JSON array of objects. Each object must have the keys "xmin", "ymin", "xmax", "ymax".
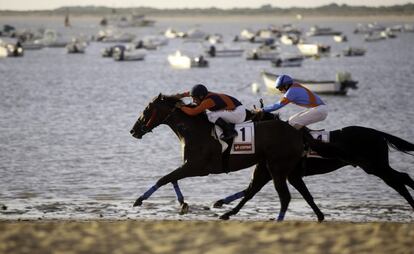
[{"xmin": 130, "ymin": 93, "xmax": 178, "ymax": 139}]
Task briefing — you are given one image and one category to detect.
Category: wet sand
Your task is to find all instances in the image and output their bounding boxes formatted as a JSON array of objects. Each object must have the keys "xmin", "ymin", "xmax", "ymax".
[{"xmin": 0, "ymin": 220, "xmax": 413, "ymax": 254}]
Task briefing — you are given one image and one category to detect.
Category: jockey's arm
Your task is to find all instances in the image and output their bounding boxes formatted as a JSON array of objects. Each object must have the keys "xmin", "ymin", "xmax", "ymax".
[
  {"xmin": 181, "ymin": 99, "xmax": 215, "ymax": 116},
  {"xmin": 173, "ymin": 91, "xmax": 190, "ymax": 99},
  {"xmin": 263, "ymin": 97, "xmax": 290, "ymax": 113}
]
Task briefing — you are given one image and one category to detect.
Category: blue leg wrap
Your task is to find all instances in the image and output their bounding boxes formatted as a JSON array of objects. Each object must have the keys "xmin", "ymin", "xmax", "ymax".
[
  {"xmin": 172, "ymin": 182, "xmax": 184, "ymax": 204},
  {"xmin": 277, "ymin": 212, "xmax": 286, "ymax": 221},
  {"xmin": 223, "ymin": 191, "xmax": 245, "ymax": 204},
  {"xmin": 142, "ymin": 185, "xmax": 158, "ymax": 199}
]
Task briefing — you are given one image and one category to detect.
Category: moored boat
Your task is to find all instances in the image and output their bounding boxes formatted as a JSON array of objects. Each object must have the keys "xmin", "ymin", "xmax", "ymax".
[
  {"xmin": 167, "ymin": 50, "xmax": 208, "ymax": 69},
  {"xmin": 297, "ymin": 43, "xmax": 330, "ymax": 57},
  {"xmin": 206, "ymin": 45, "xmax": 244, "ymax": 57},
  {"xmin": 261, "ymin": 71, "xmax": 358, "ymax": 95},
  {"xmin": 271, "ymin": 55, "xmax": 304, "ymax": 67}
]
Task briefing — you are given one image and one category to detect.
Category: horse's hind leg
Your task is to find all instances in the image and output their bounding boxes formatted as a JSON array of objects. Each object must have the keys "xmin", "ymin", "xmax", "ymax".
[
  {"xmin": 267, "ymin": 162, "xmax": 291, "ymax": 221},
  {"xmin": 219, "ymin": 164, "xmax": 271, "ymax": 220},
  {"xmin": 288, "ymin": 174, "xmax": 324, "ymax": 222},
  {"xmin": 364, "ymin": 165, "xmax": 414, "ymax": 210}
]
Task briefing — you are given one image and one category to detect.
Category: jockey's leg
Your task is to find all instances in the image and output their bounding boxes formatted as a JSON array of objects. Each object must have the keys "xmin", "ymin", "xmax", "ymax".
[{"xmin": 207, "ymin": 106, "xmax": 246, "ymax": 140}]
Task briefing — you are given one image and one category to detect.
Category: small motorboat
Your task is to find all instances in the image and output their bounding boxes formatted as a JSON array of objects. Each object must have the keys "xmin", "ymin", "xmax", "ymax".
[
  {"xmin": 113, "ymin": 47, "xmax": 146, "ymax": 61},
  {"xmin": 206, "ymin": 45, "xmax": 244, "ymax": 57},
  {"xmin": 245, "ymin": 44, "xmax": 280, "ymax": 60},
  {"xmin": 333, "ymin": 34, "xmax": 348, "ymax": 42},
  {"xmin": 306, "ymin": 26, "xmax": 342, "ymax": 36},
  {"xmin": 280, "ymin": 33, "xmax": 300, "ymax": 45},
  {"xmin": 297, "ymin": 43, "xmax": 330, "ymax": 57},
  {"xmin": 342, "ymin": 47, "xmax": 366, "ymax": 57},
  {"xmin": 101, "ymin": 45, "xmax": 125, "ymax": 57},
  {"xmin": 271, "ymin": 55, "xmax": 304, "ymax": 67},
  {"xmin": 262, "ymin": 71, "xmax": 358, "ymax": 95},
  {"xmin": 0, "ymin": 40, "xmax": 24, "ymax": 57},
  {"xmin": 35, "ymin": 29, "xmax": 70, "ymax": 47},
  {"xmin": 66, "ymin": 39, "xmax": 87, "ymax": 54},
  {"xmin": 167, "ymin": 50, "xmax": 208, "ymax": 69}
]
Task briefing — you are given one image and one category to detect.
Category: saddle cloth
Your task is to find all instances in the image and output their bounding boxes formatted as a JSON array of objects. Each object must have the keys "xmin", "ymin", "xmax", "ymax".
[
  {"xmin": 307, "ymin": 130, "xmax": 331, "ymax": 158},
  {"xmin": 214, "ymin": 121, "xmax": 255, "ymax": 154},
  {"xmin": 309, "ymin": 130, "xmax": 330, "ymax": 143}
]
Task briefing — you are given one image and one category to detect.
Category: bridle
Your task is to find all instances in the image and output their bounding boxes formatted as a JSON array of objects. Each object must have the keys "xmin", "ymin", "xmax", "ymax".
[{"xmin": 135, "ymin": 99, "xmax": 178, "ymax": 135}]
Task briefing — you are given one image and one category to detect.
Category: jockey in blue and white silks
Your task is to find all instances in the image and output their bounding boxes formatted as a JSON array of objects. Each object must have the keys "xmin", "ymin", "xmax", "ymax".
[{"xmin": 262, "ymin": 74, "xmax": 328, "ymax": 129}]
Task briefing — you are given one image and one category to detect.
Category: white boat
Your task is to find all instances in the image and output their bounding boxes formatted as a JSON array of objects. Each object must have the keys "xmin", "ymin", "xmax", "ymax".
[
  {"xmin": 206, "ymin": 34, "xmax": 223, "ymax": 44},
  {"xmin": 164, "ymin": 28, "xmax": 186, "ymax": 39},
  {"xmin": 205, "ymin": 45, "xmax": 244, "ymax": 57},
  {"xmin": 364, "ymin": 33, "xmax": 386, "ymax": 42},
  {"xmin": 66, "ymin": 39, "xmax": 87, "ymax": 54},
  {"xmin": 306, "ymin": 26, "xmax": 342, "ymax": 36},
  {"xmin": 271, "ymin": 55, "xmax": 304, "ymax": 67},
  {"xmin": 21, "ymin": 41, "xmax": 44, "ymax": 50},
  {"xmin": 280, "ymin": 34, "xmax": 300, "ymax": 45},
  {"xmin": 113, "ymin": 48, "xmax": 146, "ymax": 61},
  {"xmin": 245, "ymin": 44, "xmax": 280, "ymax": 60},
  {"xmin": 0, "ymin": 45, "xmax": 8, "ymax": 58},
  {"xmin": 261, "ymin": 71, "xmax": 358, "ymax": 95},
  {"xmin": 35, "ymin": 29, "xmax": 70, "ymax": 47},
  {"xmin": 184, "ymin": 28, "xmax": 207, "ymax": 42},
  {"xmin": 297, "ymin": 43, "xmax": 330, "ymax": 57},
  {"xmin": 132, "ymin": 35, "xmax": 168, "ymax": 50},
  {"xmin": 333, "ymin": 34, "xmax": 347, "ymax": 42},
  {"xmin": 0, "ymin": 41, "xmax": 24, "ymax": 57},
  {"xmin": 167, "ymin": 50, "xmax": 208, "ymax": 69},
  {"xmin": 97, "ymin": 28, "xmax": 135, "ymax": 43},
  {"xmin": 101, "ymin": 45, "xmax": 125, "ymax": 57},
  {"xmin": 342, "ymin": 47, "xmax": 366, "ymax": 57},
  {"xmin": 234, "ymin": 28, "xmax": 255, "ymax": 42}
]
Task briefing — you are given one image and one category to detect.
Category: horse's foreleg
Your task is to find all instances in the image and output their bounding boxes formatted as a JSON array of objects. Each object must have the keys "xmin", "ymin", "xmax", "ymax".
[
  {"xmin": 172, "ymin": 181, "xmax": 189, "ymax": 214},
  {"xmin": 133, "ymin": 185, "xmax": 158, "ymax": 207},
  {"xmin": 219, "ymin": 165, "xmax": 271, "ymax": 220},
  {"xmin": 288, "ymin": 174, "xmax": 324, "ymax": 222},
  {"xmin": 267, "ymin": 162, "xmax": 291, "ymax": 222},
  {"xmin": 133, "ymin": 162, "xmax": 203, "ymax": 207}
]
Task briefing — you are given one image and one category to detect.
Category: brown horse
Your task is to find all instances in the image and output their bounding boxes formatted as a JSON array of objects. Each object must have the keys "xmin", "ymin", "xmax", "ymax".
[
  {"xmin": 130, "ymin": 94, "xmax": 324, "ymax": 221},
  {"xmin": 214, "ymin": 127, "xmax": 414, "ymax": 220}
]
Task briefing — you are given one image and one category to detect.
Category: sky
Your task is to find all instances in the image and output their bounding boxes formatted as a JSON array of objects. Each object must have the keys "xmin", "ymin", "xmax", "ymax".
[{"xmin": 0, "ymin": 0, "xmax": 412, "ymax": 11}]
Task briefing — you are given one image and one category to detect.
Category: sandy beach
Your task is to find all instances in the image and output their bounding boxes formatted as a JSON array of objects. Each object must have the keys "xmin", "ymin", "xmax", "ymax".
[{"xmin": 0, "ymin": 220, "xmax": 413, "ymax": 254}]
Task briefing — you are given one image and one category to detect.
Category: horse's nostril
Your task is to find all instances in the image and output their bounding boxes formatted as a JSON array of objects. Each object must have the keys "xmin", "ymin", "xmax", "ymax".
[{"xmin": 130, "ymin": 130, "xmax": 134, "ymax": 135}]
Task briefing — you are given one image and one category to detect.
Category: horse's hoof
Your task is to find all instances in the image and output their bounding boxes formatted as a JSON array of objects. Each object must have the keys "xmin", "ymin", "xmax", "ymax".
[
  {"xmin": 317, "ymin": 214, "xmax": 325, "ymax": 223},
  {"xmin": 179, "ymin": 202, "xmax": 189, "ymax": 215},
  {"xmin": 213, "ymin": 200, "xmax": 224, "ymax": 208},
  {"xmin": 133, "ymin": 198, "xmax": 143, "ymax": 207},
  {"xmin": 219, "ymin": 213, "xmax": 230, "ymax": 220}
]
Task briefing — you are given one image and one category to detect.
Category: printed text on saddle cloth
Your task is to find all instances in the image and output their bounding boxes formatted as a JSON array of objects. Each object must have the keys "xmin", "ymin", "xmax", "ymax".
[{"xmin": 215, "ymin": 122, "xmax": 255, "ymax": 154}]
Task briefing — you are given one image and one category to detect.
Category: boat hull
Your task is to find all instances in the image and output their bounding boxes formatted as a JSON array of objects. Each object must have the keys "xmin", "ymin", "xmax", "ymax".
[{"xmin": 261, "ymin": 71, "xmax": 357, "ymax": 95}]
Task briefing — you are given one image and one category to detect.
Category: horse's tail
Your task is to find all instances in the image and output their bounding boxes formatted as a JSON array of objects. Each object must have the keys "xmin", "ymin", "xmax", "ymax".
[{"xmin": 374, "ymin": 129, "xmax": 414, "ymax": 156}]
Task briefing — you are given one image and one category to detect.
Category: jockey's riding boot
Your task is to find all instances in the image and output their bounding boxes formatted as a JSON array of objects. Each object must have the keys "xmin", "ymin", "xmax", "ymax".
[{"xmin": 215, "ymin": 118, "xmax": 238, "ymax": 140}]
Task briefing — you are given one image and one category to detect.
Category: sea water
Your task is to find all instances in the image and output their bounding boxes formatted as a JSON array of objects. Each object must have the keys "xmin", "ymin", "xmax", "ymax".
[{"xmin": 0, "ymin": 16, "xmax": 413, "ymax": 222}]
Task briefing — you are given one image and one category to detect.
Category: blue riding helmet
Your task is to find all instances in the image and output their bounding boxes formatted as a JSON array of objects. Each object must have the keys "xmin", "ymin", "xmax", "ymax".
[
  {"xmin": 275, "ymin": 74, "xmax": 293, "ymax": 89},
  {"xmin": 190, "ymin": 84, "xmax": 208, "ymax": 99}
]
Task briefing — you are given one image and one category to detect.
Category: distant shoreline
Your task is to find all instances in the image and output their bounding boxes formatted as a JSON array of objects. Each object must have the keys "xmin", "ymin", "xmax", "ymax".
[{"xmin": 1, "ymin": 14, "xmax": 414, "ymax": 23}]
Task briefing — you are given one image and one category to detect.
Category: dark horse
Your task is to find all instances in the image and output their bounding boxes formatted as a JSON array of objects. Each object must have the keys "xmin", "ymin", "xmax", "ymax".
[
  {"xmin": 213, "ymin": 126, "xmax": 414, "ymax": 220},
  {"xmin": 130, "ymin": 94, "xmax": 324, "ymax": 221}
]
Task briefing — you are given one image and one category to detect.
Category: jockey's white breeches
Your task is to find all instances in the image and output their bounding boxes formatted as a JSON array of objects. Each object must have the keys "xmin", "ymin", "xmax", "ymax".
[
  {"xmin": 207, "ymin": 105, "xmax": 246, "ymax": 124},
  {"xmin": 288, "ymin": 104, "xmax": 328, "ymax": 129}
]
